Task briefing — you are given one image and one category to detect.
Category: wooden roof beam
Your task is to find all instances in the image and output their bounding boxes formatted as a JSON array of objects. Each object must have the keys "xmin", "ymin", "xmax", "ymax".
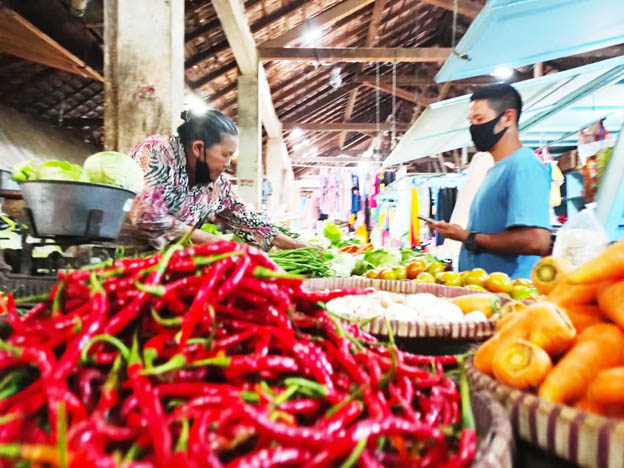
[
  {"xmin": 361, "ymin": 81, "xmax": 432, "ymax": 106},
  {"xmin": 282, "ymin": 122, "xmax": 409, "ymax": 132},
  {"xmin": 211, "ymin": 0, "xmax": 281, "ymax": 138},
  {"xmin": 259, "ymin": 47, "xmax": 452, "ymax": 62},
  {"xmin": 259, "ymin": 0, "xmax": 376, "ymax": 48},
  {"xmin": 418, "ymin": 0, "xmax": 482, "ymax": 20},
  {"xmin": 339, "ymin": 0, "xmax": 388, "ymax": 148},
  {"xmin": 352, "ymin": 74, "xmax": 497, "ymax": 86}
]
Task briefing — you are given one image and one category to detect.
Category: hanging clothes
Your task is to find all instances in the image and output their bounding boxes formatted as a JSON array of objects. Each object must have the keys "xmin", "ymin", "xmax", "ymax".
[
  {"xmin": 351, "ymin": 173, "xmax": 362, "ymax": 214},
  {"xmin": 369, "ymin": 173, "xmax": 379, "ymax": 208},
  {"xmin": 410, "ymin": 187, "xmax": 420, "ymax": 248},
  {"xmin": 435, "ymin": 187, "xmax": 458, "ymax": 245},
  {"xmin": 319, "ymin": 168, "xmax": 329, "ymax": 215}
]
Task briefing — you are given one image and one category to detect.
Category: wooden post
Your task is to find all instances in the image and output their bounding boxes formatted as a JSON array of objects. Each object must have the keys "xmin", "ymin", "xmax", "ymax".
[{"xmin": 104, "ymin": 0, "xmax": 184, "ymax": 152}]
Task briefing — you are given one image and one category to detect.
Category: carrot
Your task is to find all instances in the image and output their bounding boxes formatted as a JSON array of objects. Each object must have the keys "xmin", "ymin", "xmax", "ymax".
[
  {"xmin": 449, "ymin": 293, "xmax": 502, "ymax": 318},
  {"xmin": 547, "ymin": 282, "xmax": 599, "ymax": 307},
  {"xmin": 597, "ymin": 279, "xmax": 624, "ymax": 329},
  {"xmin": 475, "ymin": 302, "xmax": 575, "ymax": 374},
  {"xmin": 539, "ymin": 324, "xmax": 624, "ymax": 404},
  {"xmin": 575, "ymin": 398, "xmax": 624, "ymax": 419},
  {"xmin": 492, "ymin": 339, "xmax": 552, "ymax": 390},
  {"xmin": 563, "ymin": 304, "xmax": 605, "ymax": 334},
  {"xmin": 588, "ymin": 367, "xmax": 624, "ymax": 404},
  {"xmin": 496, "ymin": 302, "xmax": 527, "ymax": 330},
  {"xmin": 567, "ymin": 240, "xmax": 624, "ymax": 284},
  {"xmin": 566, "ymin": 240, "xmax": 624, "ymax": 284},
  {"xmin": 531, "ymin": 256, "xmax": 575, "ymax": 295}
]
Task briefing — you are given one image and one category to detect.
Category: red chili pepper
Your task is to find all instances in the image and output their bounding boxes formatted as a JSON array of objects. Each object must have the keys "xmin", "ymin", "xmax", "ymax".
[
  {"xmin": 225, "ymin": 447, "xmax": 311, "ymax": 468},
  {"xmin": 127, "ymin": 336, "xmax": 172, "ymax": 466},
  {"xmin": 178, "ymin": 257, "xmax": 236, "ymax": 351},
  {"xmin": 439, "ymin": 428, "xmax": 477, "ymax": 468},
  {"xmin": 319, "ymin": 400, "xmax": 362, "ymax": 435}
]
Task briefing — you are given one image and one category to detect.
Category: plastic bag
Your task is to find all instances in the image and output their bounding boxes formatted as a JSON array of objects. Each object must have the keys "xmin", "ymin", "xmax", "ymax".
[{"xmin": 552, "ymin": 205, "xmax": 608, "ymax": 267}]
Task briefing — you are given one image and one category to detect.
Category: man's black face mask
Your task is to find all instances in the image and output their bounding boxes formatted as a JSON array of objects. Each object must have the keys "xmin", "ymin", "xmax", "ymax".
[{"xmin": 469, "ymin": 111, "xmax": 508, "ymax": 152}]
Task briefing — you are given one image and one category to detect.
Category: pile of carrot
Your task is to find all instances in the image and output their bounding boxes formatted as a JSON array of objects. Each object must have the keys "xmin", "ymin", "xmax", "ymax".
[
  {"xmin": 476, "ymin": 240, "xmax": 624, "ymax": 418},
  {"xmin": 338, "ymin": 244, "xmax": 374, "ymax": 255}
]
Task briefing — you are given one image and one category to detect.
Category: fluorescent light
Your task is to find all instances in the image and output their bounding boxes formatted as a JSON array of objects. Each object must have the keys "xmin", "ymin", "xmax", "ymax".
[
  {"xmin": 491, "ymin": 66, "xmax": 514, "ymax": 80},
  {"xmin": 290, "ymin": 128, "xmax": 303, "ymax": 139}
]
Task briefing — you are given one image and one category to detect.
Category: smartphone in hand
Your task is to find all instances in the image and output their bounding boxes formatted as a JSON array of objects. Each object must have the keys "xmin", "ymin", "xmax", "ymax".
[{"xmin": 417, "ymin": 215, "xmax": 436, "ymax": 224}]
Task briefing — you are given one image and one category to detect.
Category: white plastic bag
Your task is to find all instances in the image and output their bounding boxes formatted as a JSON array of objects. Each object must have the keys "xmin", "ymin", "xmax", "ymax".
[{"xmin": 552, "ymin": 205, "xmax": 608, "ymax": 267}]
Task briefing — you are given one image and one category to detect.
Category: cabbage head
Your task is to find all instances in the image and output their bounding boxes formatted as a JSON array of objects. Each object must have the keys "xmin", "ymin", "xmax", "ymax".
[
  {"xmin": 35, "ymin": 161, "xmax": 85, "ymax": 182},
  {"xmin": 83, "ymin": 151, "xmax": 144, "ymax": 193},
  {"xmin": 12, "ymin": 161, "xmax": 35, "ymax": 181}
]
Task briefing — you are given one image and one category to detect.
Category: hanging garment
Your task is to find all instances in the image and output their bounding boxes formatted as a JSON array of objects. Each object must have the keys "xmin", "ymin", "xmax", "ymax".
[
  {"xmin": 410, "ymin": 187, "xmax": 420, "ymax": 248},
  {"xmin": 369, "ymin": 173, "xmax": 379, "ymax": 208},
  {"xmin": 319, "ymin": 168, "xmax": 329, "ymax": 215},
  {"xmin": 351, "ymin": 173, "xmax": 362, "ymax": 214}
]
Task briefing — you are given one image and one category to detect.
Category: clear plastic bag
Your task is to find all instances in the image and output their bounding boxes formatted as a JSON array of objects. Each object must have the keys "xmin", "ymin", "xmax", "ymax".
[{"xmin": 552, "ymin": 205, "xmax": 608, "ymax": 267}]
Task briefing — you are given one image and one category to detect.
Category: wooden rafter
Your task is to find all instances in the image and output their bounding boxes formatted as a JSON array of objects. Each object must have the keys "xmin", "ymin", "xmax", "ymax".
[
  {"xmin": 211, "ymin": 0, "xmax": 282, "ymax": 138},
  {"xmin": 361, "ymin": 80, "xmax": 431, "ymax": 106},
  {"xmin": 259, "ymin": 47, "xmax": 452, "ymax": 62},
  {"xmin": 259, "ymin": 0, "xmax": 376, "ymax": 48},
  {"xmin": 0, "ymin": 8, "xmax": 102, "ymax": 81},
  {"xmin": 339, "ymin": 0, "xmax": 387, "ymax": 148},
  {"xmin": 282, "ymin": 122, "xmax": 409, "ymax": 132},
  {"xmin": 353, "ymin": 74, "xmax": 496, "ymax": 86},
  {"xmin": 419, "ymin": 0, "xmax": 482, "ymax": 20}
]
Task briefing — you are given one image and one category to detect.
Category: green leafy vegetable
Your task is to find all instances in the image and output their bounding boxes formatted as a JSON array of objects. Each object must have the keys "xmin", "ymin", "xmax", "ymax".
[
  {"xmin": 363, "ymin": 248, "xmax": 402, "ymax": 268},
  {"xmin": 83, "ymin": 151, "xmax": 145, "ymax": 193},
  {"xmin": 323, "ymin": 222, "xmax": 342, "ymax": 246},
  {"xmin": 35, "ymin": 161, "xmax": 85, "ymax": 182},
  {"xmin": 329, "ymin": 252, "xmax": 357, "ymax": 278},
  {"xmin": 11, "ymin": 161, "xmax": 35, "ymax": 182}
]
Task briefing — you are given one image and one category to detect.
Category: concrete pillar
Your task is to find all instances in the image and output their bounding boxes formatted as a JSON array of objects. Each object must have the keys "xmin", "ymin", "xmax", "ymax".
[
  {"xmin": 266, "ymin": 137, "xmax": 300, "ymax": 221},
  {"xmin": 104, "ymin": 0, "xmax": 184, "ymax": 153},
  {"xmin": 237, "ymin": 73, "xmax": 262, "ymax": 208}
]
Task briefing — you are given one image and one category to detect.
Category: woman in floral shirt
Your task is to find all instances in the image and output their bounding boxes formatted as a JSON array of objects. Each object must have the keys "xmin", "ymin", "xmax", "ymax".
[{"xmin": 129, "ymin": 110, "xmax": 305, "ymax": 251}]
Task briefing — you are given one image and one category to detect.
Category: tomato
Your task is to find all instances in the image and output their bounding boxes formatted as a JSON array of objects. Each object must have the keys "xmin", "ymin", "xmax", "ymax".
[
  {"xmin": 427, "ymin": 262, "xmax": 446, "ymax": 276},
  {"xmin": 406, "ymin": 259, "xmax": 426, "ymax": 279},
  {"xmin": 435, "ymin": 272, "xmax": 449, "ymax": 284},
  {"xmin": 485, "ymin": 272, "xmax": 514, "ymax": 294},
  {"xmin": 443, "ymin": 272, "xmax": 462, "ymax": 287},
  {"xmin": 513, "ymin": 278, "xmax": 534, "ymax": 288},
  {"xmin": 380, "ymin": 269, "xmax": 397, "ymax": 281},
  {"xmin": 465, "ymin": 269, "xmax": 488, "ymax": 287},
  {"xmin": 365, "ymin": 270, "xmax": 379, "ymax": 279},
  {"xmin": 414, "ymin": 272, "xmax": 435, "ymax": 284},
  {"xmin": 393, "ymin": 266, "xmax": 407, "ymax": 280}
]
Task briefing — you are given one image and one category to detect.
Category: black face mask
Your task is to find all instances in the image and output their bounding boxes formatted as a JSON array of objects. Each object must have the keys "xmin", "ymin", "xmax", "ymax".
[
  {"xmin": 195, "ymin": 149, "xmax": 211, "ymax": 184},
  {"xmin": 469, "ymin": 112, "xmax": 508, "ymax": 152}
]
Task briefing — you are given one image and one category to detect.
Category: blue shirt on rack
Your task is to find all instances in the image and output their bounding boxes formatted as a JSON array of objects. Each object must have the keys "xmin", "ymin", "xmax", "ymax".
[{"xmin": 458, "ymin": 147, "xmax": 551, "ymax": 279}]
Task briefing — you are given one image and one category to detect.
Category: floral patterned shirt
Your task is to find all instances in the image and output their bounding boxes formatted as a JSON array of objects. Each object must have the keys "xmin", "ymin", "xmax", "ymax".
[{"xmin": 128, "ymin": 135, "xmax": 279, "ymax": 250}]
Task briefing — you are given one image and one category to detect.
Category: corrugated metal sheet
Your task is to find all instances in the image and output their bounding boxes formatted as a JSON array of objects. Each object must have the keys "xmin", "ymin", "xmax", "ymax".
[
  {"xmin": 0, "ymin": 105, "xmax": 96, "ymax": 171},
  {"xmin": 435, "ymin": 0, "xmax": 624, "ymax": 83},
  {"xmin": 384, "ymin": 56, "xmax": 624, "ymax": 167}
]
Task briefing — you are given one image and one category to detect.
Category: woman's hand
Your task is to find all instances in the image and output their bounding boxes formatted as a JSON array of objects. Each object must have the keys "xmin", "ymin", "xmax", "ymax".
[
  {"xmin": 272, "ymin": 233, "xmax": 309, "ymax": 250},
  {"xmin": 190, "ymin": 229, "xmax": 222, "ymax": 245}
]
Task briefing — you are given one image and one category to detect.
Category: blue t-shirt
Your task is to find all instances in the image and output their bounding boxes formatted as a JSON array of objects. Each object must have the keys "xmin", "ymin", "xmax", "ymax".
[{"xmin": 459, "ymin": 148, "xmax": 551, "ymax": 279}]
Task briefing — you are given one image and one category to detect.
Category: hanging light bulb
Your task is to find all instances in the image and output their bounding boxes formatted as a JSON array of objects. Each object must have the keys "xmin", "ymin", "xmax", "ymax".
[
  {"xmin": 303, "ymin": 27, "xmax": 322, "ymax": 44},
  {"xmin": 186, "ymin": 93, "xmax": 210, "ymax": 115},
  {"xmin": 491, "ymin": 66, "xmax": 514, "ymax": 80},
  {"xmin": 290, "ymin": 128, "xmax": 303, "ymax": 139}
]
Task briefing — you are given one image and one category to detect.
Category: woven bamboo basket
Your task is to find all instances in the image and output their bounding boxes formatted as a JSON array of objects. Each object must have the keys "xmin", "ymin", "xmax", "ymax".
[
  {"xmin": 303, "ymin": 277, "xmax": 500, "ymax": 340},
  {"xmin": 471, "ymin": 391, "xmax": 515, "ymax": 468},
  {"xmin": 467, "ymin": 358, "xmax": 624, "ymax": 468}
]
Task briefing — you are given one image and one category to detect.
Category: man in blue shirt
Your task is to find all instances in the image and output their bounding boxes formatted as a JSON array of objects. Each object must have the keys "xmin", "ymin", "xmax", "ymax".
[{"xmin": 431, "ymin": 84, "xmax": 551, "ymax": 279}]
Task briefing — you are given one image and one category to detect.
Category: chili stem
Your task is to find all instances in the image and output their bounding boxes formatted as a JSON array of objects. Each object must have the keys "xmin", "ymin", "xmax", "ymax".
[{"xmin": 340, "ymin": 438, "xmax": 367, "ymax": 468}]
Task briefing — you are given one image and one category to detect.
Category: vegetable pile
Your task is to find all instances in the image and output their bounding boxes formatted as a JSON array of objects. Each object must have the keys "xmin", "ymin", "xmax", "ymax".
[
  {"xmin": 0, "ymin": 241, "xmax": 476, "ymax": 467},
  {"xmin": 475, "ymin": 240, "xmax": 624, "ymax": 419},
  {"xmin": 12, "ymin": 152, "xmax": 144, "ymax": 194}
]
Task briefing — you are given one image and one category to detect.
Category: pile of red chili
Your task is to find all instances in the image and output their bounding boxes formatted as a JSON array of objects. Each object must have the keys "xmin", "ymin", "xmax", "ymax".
[{"xmin": 0, "ymin": 240, "xmax": 476, "ymax": 467}]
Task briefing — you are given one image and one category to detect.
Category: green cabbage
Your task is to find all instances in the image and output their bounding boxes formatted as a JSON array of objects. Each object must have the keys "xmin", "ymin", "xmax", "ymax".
[
  {"xmin": 83, "ymin": 151, "xmax": 144, "ymax": 193},
  {"xmin": 35, "ymin": 161, "xmax": 85, "ymax": 182},
  {"xmin": 363, "ymin": 248, "xmax": 402, "ymax": 267},
  {"xmin": 12, "ymin": 161, "xmax": 35, "ymax": 181}
]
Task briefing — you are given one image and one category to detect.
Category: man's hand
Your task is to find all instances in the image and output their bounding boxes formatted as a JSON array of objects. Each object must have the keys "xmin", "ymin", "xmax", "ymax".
[{"xmin": 428, "ymin": 221, "xmax": 469, "ymax": 242}]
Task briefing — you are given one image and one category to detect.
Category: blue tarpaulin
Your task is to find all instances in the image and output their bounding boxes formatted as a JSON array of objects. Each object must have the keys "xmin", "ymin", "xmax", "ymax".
[{"xmin": 435, "ymin": 0, "xmax": 624, "ymax": 83}]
